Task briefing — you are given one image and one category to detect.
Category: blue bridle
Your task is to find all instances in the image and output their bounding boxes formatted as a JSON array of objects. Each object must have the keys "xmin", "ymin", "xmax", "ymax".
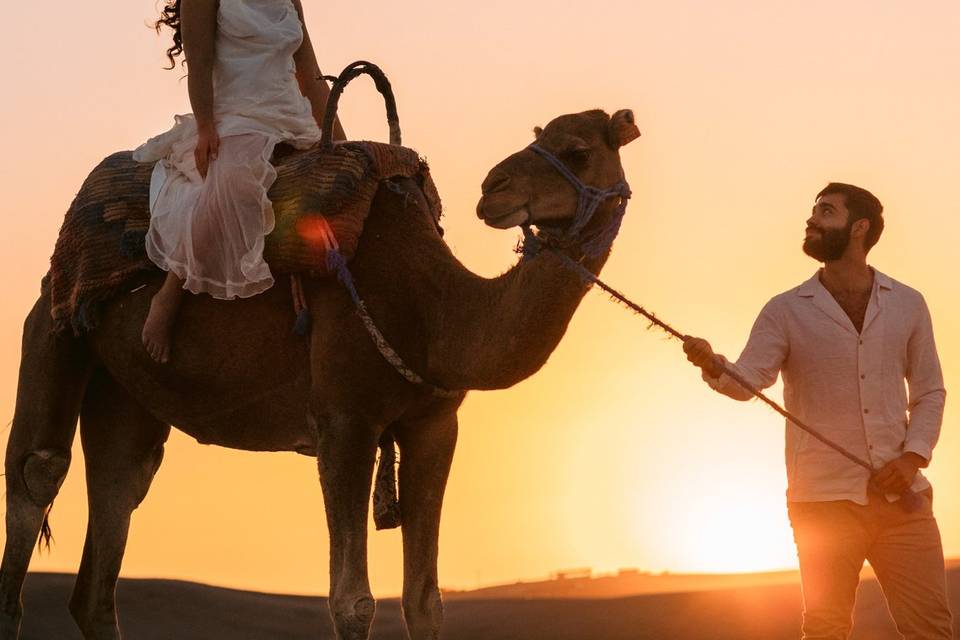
[{"xmin": 520, "ymin": 143, "xmax": 632, "ymax": 260}]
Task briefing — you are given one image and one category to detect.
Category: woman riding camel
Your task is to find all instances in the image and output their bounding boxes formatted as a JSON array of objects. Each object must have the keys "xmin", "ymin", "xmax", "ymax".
[{"xmin": 134, "ymin": 0, "xmax": 346, "ymax": 363}]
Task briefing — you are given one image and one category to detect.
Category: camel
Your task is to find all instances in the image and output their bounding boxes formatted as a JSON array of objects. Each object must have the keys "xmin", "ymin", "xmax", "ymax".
[{"xmin": 0, "ymin": 107, "xmax": 640, "ymax": 640}]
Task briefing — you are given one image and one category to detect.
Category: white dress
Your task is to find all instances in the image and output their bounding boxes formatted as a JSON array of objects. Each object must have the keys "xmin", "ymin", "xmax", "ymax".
[{"xmin": 132, "ymin": 0, "xmax": 321, "ymax": 299}]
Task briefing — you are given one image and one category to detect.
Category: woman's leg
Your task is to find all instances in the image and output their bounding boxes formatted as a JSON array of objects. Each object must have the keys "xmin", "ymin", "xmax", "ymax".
[
  {"xmin": 140, "ymin": 133, "xmax": 276, "ymax": 363},
  {"xmin": 141, "ymin": 270, "xmax": 184, "ymax": 363}
]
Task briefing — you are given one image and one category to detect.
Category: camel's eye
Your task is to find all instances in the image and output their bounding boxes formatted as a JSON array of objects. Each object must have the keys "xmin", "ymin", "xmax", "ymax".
[{"xmin": 562, "ymin": 146, "xmax": 591, "ymax": 165}]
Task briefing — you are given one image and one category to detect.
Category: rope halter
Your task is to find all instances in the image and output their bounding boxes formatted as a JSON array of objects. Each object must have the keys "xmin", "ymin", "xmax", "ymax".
[{"xmin": 520, "ymin": 143, "xmax": 632, "ymax": 260}]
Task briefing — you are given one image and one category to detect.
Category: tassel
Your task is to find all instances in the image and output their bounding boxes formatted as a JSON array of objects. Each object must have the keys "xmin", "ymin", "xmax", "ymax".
[
  {"xmin": 373, "ymin": 432, "xmax": 402, "ymax": 530},
  {"xmin": 292, "ymin": 307, "xmax": 311, "ymax": 336}
]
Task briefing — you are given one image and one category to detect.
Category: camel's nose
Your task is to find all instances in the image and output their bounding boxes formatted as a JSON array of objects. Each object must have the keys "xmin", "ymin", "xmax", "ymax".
[{"xmin": 481, "ymin": 170, "xmax": 512, "ymax": 195}]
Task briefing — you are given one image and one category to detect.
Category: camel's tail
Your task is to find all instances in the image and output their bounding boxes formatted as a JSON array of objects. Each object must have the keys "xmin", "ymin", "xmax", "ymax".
[{"xmin": 38, "ymin": 503, "xmax": 54, "ymax": 552}]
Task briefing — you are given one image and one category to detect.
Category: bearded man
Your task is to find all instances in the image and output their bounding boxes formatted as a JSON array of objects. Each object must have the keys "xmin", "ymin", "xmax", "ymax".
[{"xmin": 683, "ymin": 183, "xmax": 952, "ymax": 639}]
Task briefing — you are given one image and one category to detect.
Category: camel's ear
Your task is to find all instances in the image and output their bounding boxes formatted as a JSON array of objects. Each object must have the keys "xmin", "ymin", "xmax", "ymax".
[
  {"xmin": 608, "ymin": 109, "xmax": 641, "ymax": 148},
  {"xmin": 533, "ymin": 126, "xmax": 543, "ymax": 139}
]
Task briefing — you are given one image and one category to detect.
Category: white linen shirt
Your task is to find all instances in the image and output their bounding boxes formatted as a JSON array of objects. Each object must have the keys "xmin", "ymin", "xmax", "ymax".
[{"xmin": 705, "ymin": 269, "xmax": 946, "ymax": 505}]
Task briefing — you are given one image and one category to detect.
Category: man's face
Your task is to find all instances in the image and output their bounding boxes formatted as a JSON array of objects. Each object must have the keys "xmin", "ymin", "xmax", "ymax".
[{"xmin": 803, "ymin": 193, "xmax": 853, "ymax": 262}]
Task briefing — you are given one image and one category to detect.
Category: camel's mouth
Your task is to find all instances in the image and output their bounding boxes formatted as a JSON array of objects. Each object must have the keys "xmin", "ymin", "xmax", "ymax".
[
  {"xmin": 477, "ymin": 191, "xmax": 532, "ymax": 229},
  {"xmin": 481, "ymin": 206, "xmax": 531, "ymax": 229}
]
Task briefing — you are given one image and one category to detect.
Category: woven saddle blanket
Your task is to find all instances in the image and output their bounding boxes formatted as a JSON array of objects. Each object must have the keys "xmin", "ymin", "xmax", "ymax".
[{"xmin": 47, "ymin": 140, "xmax": 442, "ymax": 334}]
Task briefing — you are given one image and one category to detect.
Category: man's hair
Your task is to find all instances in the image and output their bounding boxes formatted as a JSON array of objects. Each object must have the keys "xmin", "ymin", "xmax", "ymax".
[{"xmin": 816, "ymin": 182, "xmax": 884, "ymax": 252}]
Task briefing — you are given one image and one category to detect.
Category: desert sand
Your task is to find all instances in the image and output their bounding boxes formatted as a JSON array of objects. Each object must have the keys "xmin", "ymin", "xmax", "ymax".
[{"xmin": 20, "ymin": 566, "xmax": 960, "ymax": 639}]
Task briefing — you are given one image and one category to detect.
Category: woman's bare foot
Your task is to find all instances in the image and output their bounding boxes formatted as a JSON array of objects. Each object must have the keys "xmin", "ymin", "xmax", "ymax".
[{"xmin": 142, "ymin": 272, "xmax": 185, "ymax": 363}]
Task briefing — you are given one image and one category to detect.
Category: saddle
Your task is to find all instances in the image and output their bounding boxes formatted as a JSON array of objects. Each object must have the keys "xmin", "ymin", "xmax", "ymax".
[{"xmin": 46, "ymin": 140, "xmax": 442, "ymax": 334}]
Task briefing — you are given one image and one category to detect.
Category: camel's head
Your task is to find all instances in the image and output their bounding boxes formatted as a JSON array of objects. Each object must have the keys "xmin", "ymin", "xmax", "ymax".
[{"xmin": 476, "ymin": 109, "xmax": 640, "ymax": 230}]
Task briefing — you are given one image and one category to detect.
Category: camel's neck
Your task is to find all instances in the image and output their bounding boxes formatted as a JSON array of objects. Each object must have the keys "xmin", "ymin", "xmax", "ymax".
[
  {"xmin": 348, "ymin": 182, "xmax": 617, "ymax": 393},
  {"xmin": 426, "ymin": 227, "xmax": 611, "ymax": 391},
  {"xmin": 430, "ymin": 250, "xmax": 604, "ymax": 390}
]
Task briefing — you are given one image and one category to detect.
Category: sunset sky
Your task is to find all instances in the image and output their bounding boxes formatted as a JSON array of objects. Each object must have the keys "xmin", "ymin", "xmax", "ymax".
[{"xmin": 2, "ymin": 1, "xmax": 959, "ymax": 597}]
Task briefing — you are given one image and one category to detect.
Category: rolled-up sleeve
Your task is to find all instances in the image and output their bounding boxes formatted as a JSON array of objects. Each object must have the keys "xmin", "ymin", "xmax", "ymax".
[
  {"xmin": 703, "ymin": 299, "xmax": 789, "ymax": 402},
  {"xmin": 903, "ymin": 297, "xmax": 946, "ymax": 462}
]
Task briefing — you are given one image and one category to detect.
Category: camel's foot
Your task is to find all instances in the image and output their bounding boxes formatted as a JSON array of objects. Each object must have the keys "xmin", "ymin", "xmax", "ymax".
[
  {"xmin": 78, "ymin": 624, "xmax": 120, "ymax": 640},
  {"xmin": 68, "ymin": 601, "xmax": 120, "ymax": 640},
  {"xmin": 330, "ymin": 595, "xmax": 376, "ymax": 640},
  {"xmin": 69, "ymin": 563, "xmax": 122, "ymax": 640},
  {"xmin": 0, "ymin": 607, "xmax": 21, "ymax": 640},
  {"xmin": 403, "ymin": 587, "xmax": 443, "ymax": 640}
]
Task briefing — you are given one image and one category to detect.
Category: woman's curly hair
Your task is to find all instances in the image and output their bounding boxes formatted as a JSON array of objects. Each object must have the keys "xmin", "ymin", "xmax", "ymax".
[{"xmin": 155, "ymin": 0, "xmax": 183, "ymax": 69}]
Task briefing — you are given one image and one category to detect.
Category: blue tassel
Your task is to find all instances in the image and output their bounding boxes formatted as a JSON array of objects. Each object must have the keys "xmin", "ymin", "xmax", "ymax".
[
  {"xmin": 326, "ymin": 248, "xmax": 346, "ymax": 275},
  {"xmin": 293, "ymin": 307, "xmax": 311, "ymax": 336},
  {"xmin": 326, "ymin": 249, "xmax": 363, "ymax": 305}
]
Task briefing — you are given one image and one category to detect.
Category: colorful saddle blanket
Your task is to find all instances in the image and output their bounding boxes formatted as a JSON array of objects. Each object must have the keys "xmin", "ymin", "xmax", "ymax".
[{"xmin": 47, "ymin": 141, "xmax": 442, "ymax": 334}]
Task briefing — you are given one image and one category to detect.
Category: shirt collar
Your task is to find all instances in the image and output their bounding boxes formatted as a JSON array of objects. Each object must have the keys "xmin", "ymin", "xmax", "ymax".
[
  {"xmin": 797, "ymin": 267, "xmax": 892, "ymax": 297},
  {"xmin": 874, "ymin": 270, "xmax": 893, "ymax": 291}
]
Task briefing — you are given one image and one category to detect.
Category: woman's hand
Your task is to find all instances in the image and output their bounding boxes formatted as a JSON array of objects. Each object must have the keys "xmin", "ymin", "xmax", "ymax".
[
  {"xmin": 195, "ymin": 126, "xmax": 220, "ymax": 180},
  {"xmin": 182, "ymin": 0, "xmax": 219, "ymax": 178}
]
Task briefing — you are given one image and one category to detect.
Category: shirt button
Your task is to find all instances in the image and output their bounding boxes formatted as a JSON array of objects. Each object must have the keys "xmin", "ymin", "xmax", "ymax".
[
  {"xmin": 861, "ymin": 374, "xmax": 866, "ymax": 379},
  {"xmin": 864, "ymin": 408, "xmax": 870, "ymax": 414},
  {"xmin": 859, "ymin": 340, "xmax": 864, "ymax": 345}
]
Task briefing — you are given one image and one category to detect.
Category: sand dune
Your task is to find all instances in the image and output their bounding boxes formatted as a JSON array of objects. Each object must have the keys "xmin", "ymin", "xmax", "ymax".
[{"xmin": 20, "ymin": 568, "xmax": 960, "ymax": 639}]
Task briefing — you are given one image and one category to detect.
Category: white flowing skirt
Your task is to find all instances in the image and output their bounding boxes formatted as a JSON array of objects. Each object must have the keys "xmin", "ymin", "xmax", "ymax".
[
  {"xmin": 134, "ymin": 113, "xmax": 321, "ymax": 300},
  {"xmin": 144, "ymin": 132, "xmax": 279, "ymax": 299}
]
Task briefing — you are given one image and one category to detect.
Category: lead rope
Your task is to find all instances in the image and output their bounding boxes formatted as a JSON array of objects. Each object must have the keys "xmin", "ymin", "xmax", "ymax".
[
  {"xmin": 518, "ymin": 142, "xmax": 922, "ymax": 511},
  {"xmin": 326, "ymin": 247, "xmax": 461, "ymax": 399},
  {"xmin": 549, "ymin": 249, "xmax": 923, "ymax": 511}
]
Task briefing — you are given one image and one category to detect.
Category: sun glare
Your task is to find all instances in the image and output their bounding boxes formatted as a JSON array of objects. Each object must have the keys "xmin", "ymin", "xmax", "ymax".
[{"xmin": 662, "ymin": 492, "xmax": 798, "ymax": 574}]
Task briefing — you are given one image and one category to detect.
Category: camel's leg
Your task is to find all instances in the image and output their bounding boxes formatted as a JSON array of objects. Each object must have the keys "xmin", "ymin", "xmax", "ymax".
[
  {"xmin": 69, "ymin": 370, "xmax": 169, "ymax": 640},
  {"xmin": 395, "ymin": 408, "xmax": 458, "ymax": 640},
  {"xmin": 316, "ymin": 412, "xmax": 381, "ymax": 640},
  {"xmin": 0, "ymin": 294, "xmax": 91, "ymax": 639}
]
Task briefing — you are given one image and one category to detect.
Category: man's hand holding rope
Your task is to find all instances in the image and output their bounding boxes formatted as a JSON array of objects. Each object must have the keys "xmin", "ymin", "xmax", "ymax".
[
  {"xmin": 871, "ymin": 454, "xmax": 926, "ymax": 495},
  {"xmin": 682, "ymin": 336, "xmax": 926, "ymax": 498},
  {"xmin": 683, "ymin": 336, "xmax": 726, "ymax": 380}
]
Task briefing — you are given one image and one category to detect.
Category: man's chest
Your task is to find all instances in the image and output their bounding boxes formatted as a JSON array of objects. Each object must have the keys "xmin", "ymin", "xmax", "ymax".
[
  {"xmin": 829, "ymin": 289, "xmax": 872, "ymax": 334},
  {"xmin": 781, "ymin": 300, "xmax": 912, "ymax": 381}
]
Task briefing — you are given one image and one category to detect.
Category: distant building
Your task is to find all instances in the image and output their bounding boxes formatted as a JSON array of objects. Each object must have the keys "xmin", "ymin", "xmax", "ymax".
[{"xmin": 551, "ymin": 568, "xmax": 592, "ymax": 581}]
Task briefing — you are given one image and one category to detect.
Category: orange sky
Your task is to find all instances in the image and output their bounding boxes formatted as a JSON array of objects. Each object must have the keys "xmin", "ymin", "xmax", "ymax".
[{"xmin": 2, "ymin": 1, "xmax": 960, "ymax": 597}]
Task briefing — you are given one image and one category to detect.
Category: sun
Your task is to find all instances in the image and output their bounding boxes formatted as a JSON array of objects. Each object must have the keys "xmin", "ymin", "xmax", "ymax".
[{"xmin": 670, "ymin": 495, "xmax": 798, "ymax": 573}]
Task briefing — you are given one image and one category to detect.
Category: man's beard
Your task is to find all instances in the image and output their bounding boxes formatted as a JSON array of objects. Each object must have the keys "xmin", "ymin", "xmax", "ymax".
[{"xmin": 803, "ymin": 223, "xmax": 852, "ymax": 262}]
